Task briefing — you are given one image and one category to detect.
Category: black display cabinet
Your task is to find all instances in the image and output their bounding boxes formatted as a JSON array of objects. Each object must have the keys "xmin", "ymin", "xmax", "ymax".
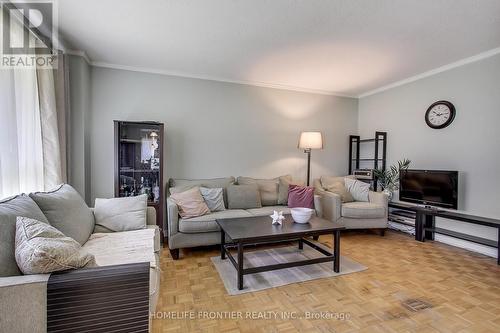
[{"xmin": 114, "ymin": 120, "xmax": 164, "ymax": 241}]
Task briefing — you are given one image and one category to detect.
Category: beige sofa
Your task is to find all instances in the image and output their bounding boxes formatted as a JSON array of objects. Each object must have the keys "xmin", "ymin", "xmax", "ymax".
[
  {"xmin": 0, "ymin": 187, "xmax": 159, "ymax": 332},
  {"xmin": 314, "ymin": 176, "xmax": 388, "ymax": 234},
  {"xmin": 166, "ymin": 176, "xmax": 337, "ymax": 259}
]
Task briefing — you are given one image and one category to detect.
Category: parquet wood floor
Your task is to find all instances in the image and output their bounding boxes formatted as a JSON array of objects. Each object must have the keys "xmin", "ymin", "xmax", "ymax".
[{"xmin": 152, "ymin": 231, "xmax": 500, "ymax": 333}]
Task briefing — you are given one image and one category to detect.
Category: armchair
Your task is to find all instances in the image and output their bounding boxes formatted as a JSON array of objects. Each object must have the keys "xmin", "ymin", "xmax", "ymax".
[{"xmin": 314, "ymin": 177, "xmax": 388, "ymax": 235}]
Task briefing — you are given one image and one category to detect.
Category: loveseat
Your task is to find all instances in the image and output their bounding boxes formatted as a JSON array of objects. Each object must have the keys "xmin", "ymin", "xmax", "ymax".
[
  {"xmin": 166, "ymin": 176, "xmax": 336, "ymax": 259},
  {"xmin": 0, "ymin": 185, "xmax": 159, "ymax": 333},
  {"xmin": 314, "ymin": 176, "xmax": 388, "ymax": 233}
]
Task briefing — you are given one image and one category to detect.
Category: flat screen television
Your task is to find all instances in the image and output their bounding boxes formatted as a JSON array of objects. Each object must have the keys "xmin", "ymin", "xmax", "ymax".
[{"xmin": 399, "ymin": 169, "xmax": 458, "ymax": 209}]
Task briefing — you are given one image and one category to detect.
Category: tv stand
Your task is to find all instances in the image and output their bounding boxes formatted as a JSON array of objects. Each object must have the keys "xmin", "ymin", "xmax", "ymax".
[
  {"xmin": 388, "ymin": 201, "xmax": 500, "ymax": 265},
  {"xmin": 422, "ymin": 205, "xmax": 441, "ymax": 211}
]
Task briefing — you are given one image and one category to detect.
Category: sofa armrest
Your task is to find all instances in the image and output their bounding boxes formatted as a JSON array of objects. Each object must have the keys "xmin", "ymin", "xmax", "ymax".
[
  {"xmin": 47, "ymin": 263, "xmax": 150, "ymax": 332},
  {"xmin": 146, "ymin": 206, "xmax": 157, "ymax": 226},
  {"xmin": 317, "ymin": 190, "xmax": 342, "ymax": 222},
  {"xmin": 369, "ymin": 191, "xmax": 389, "ymax": 217},
  {"xmin": 167, "ymin": 198, "xmax": 179, "ymax": 238},
  {"xmin": 313, "ymin": 194, "xmax": 322, "ymax": 217},
  {"xmin": 0, "ymin": 275, "xmax": 49, "ymax": 332}
]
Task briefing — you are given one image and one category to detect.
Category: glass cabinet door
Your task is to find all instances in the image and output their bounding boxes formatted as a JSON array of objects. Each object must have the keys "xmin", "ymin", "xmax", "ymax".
[{"xmin": 117, "ymin": 122, "xmax": 161, "ymax": 204}]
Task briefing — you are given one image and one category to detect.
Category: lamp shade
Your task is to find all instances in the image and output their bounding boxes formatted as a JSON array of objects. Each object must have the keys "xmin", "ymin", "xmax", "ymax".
[{"xmin": 298, "ymin": 131, "xmax": 323, "ymax": 149}]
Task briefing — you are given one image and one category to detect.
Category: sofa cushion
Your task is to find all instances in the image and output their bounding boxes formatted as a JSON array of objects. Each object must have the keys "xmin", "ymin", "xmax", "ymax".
[
  {"xmin": 169, "ymin": 177, "xmax": 235, "ymax": 206},
  {"xmin": 81, "ymin": 228, "xmax": 159, "ymax": 312},
  {"xmin": 342, "ymin": 202, "xmax": 385, "ymax": 219},
  {"xmin": 0, "ymin": 194, "xmax": 50, "ymax": 277},
  {"xmin": 83, "ymin": 228, "xmax": 157, "ymax": 268},
  {"xmin": 178, "ymin": 209, "xmax": 252, "ymax": 233},
  {"xmin": 29, "ymin": 184, "xmax": 95, "ymax": 245},
  {"xmin": 237, "ymin": 176, "xmax": 291, "ymax": 206},
  {"xmin": 94, "ymin": 194, "xmax": 147, "ymax": 232},
  {"xmin": 277, "ymin": 176, "xmax": 302, "ymax": 205},
  {"xmin": 227, "ymin": 184, "xmax": 262, "ymax": 209},
  {"xmin": 246, "ymin": 206, "xmax": 291, "ymax": 217},
  {"xmin": 15, "ymin": 216, "xmax": 96, "ymax": 275}
]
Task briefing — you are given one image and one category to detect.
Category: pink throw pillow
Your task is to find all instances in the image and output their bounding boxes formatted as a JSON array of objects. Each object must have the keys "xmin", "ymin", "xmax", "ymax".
[{"xmin": 287, "ymin": 185, "xmax": 314, "ymax": 209}]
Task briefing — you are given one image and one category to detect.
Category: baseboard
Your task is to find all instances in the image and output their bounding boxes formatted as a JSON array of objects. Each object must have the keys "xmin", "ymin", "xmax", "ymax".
[{"xmin": 434, "ymin": 234, "xmax": 498, "ymax": 259}]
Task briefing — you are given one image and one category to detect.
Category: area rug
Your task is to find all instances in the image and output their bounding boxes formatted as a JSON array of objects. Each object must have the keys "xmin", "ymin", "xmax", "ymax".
[{"xmin": 211, "ymin": 244, "xmax": 367, "ymax": 295}]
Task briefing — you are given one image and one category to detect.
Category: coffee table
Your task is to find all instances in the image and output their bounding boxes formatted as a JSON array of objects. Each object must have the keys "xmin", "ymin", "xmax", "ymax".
[{"xmin": 216, "ymin": 215, "xmax": 345, "ymax": 290}]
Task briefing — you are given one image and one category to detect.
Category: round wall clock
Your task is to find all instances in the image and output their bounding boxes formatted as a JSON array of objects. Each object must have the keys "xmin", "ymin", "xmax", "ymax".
[{"xmin": 425, "ymin": 100, "xmax": 456, "ymax": 129}]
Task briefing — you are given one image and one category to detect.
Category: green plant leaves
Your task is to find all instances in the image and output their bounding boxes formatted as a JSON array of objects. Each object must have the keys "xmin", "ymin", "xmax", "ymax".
[{"xmin": 373, "ymin": 158, "xmax": 411, "ymax": 190}]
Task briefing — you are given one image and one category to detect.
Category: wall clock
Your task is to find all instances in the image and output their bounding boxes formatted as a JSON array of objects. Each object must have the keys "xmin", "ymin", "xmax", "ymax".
[{"xmin": 425, "ymin": 100, "xmax": 456, "ymax": 129}]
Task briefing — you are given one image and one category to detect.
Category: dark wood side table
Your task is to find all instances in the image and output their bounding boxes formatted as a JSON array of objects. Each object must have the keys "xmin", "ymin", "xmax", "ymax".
[{"xmin": 216, "ymin": 215, "xmax": 345, "ymax": 290}]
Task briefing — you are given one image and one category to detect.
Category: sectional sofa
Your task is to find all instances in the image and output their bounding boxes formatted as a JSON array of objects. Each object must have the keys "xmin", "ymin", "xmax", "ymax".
[
  {"xmin": 166, "ymin": 176, "xmax": 334, "ymax": 259},
  {"xmin": 166, "ymin": 175, "xmax": 389, "ymax": 259},
  {"xmin": 0, "ymin": 185, "xmax": 159, "ymax": 333}
]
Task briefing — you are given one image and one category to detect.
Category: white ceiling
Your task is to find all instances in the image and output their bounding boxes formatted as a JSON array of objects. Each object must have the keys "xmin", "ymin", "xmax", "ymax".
[{"xmin": 58, "ymin": 0, "xmax": 500, "ymax": 97}]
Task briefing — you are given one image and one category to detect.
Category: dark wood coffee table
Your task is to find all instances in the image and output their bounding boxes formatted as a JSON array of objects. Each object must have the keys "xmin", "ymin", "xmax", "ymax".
[{"xmin": 216, "ymin": 215, "xmax": 345, "ymax": 290}]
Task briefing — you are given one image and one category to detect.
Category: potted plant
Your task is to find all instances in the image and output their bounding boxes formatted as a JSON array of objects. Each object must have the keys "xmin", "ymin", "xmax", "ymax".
[{"xmin": 373, "ymin": 159, "xmax": 411, "ymax": 201}]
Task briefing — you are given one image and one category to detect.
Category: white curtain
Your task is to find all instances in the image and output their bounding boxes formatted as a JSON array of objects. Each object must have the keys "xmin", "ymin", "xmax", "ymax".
[
  {"xmin": 0, "ymin": 8, "xmax": 65, "ymax": 199},
  {"xmin": 37, "ymin": 64, "xmax": 63, "ymax": 189}
]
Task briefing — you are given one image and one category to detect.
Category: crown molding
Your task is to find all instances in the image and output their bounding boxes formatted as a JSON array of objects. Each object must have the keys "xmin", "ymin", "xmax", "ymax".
[
  {"xmin": 90, "ymin": 61, "xmax": 357, "ymax": 98},
  {"xmin": 66, "ymin": 46, "xmax": 500, "ymax": 100},
  {"xmin": 358, "ymin": 47, "xmax": 500, "ymax": 98},
  {"xmin": 66, "ymin": 49, "xmax": 91, "ymax": 64}
]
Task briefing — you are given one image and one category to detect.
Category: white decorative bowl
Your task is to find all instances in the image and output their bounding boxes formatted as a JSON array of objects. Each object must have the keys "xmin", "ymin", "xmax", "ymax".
[{"xmin": 290, "ymin": 207, "xmax": 314, "ymax": 224}]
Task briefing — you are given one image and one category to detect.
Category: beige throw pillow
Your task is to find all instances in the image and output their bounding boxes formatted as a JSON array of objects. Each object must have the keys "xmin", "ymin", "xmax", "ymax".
[
  {"xmin": 170, "ymin": 187, "xmax": 210, "ymax": 219},
  {"xmin": 227, "ymin": 184, "xmax": 262, "ymax": 209},
  {"xmin": 236, "ymin": 177, "xmax": 278, "ymax": 206},
  {"xmin": 15, "ymin": 216, "xmax": 96, "ymax": 275},
  {"xmin": 324, "ymin": 182, "xmax": 354, "ymax": 203},
  {"xmin": 320, "ymin": 176, "xmax": 347, "ymax": 189},
  {"xmin": 278, "ymin": 177, "xmax": 305, "ymax": 205}
]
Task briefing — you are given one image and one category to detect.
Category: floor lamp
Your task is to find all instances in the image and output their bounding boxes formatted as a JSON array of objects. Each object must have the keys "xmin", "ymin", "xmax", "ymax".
[{"xmin": 298, "ymin": 131, "xmax": 323, "ymax": 186}]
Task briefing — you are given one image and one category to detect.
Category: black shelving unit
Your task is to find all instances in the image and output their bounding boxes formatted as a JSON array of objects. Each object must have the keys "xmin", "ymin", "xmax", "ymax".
[{"xmin": 348, "ymin": 131, "xmax": 387, "ymax": 189}]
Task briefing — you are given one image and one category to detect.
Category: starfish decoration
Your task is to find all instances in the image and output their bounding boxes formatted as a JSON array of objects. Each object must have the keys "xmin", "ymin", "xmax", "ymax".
[{"xmin": 270, "ymin": 210, "xmax": 285, "ymax": 225}]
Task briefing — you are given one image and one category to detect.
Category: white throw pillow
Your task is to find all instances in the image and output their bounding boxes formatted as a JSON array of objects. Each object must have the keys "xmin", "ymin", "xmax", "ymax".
[
  {"xmin": 94, "ymin": 194, "xmax": 147, "ymax": 232},
  {"xmin": 15, "ymin": 216, "xmax": 96, "ymax": 274},
  {"xmin": 344, "ymin": 178, "xmax": 370, "ymax": 202},
  {"xmin": 199, "ymin": 187, "xmax": 226, "ymax": 212}
]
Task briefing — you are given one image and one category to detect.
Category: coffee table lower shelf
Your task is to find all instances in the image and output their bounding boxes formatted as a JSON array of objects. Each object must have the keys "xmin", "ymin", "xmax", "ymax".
[{"xmin": 220, "ymin": 231, "xmax": 341, "ymax": 290}]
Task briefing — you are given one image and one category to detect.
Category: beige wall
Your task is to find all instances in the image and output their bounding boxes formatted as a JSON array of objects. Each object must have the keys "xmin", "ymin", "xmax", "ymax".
[{"xmin": 88, "ymin": 66, "xmax": 358, "ymax": 204}]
